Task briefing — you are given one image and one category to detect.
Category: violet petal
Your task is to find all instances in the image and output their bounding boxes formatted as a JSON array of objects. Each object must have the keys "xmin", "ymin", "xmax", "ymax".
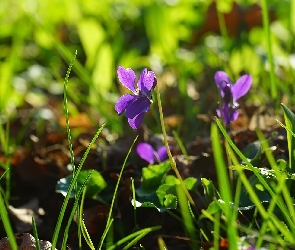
[
  {"xmin": 214, "ymin": 71, "xmax": 231, "ymax": 93},
  {"xmin": 156, "ymin": 146, "xmax": 169, "ymax": 162},
  {"xmin": 115, "ymin": 94, "xmax": 136, "ymax": 115},
  {"xmin": 231, "ymin": 74, "xmax": 252, "ymax": 101},
  {"xmin": 216, "ymin": 108, "xmax": 221, "ymax": 118},
  {"xmin": 117, "ymin": 66, "xmax": 137, "ymax": 93},
  {"xmin": 221, "ymin": 104, "xmax": 238, "ymax": 124},
  {"xmin": 125, "ymin": 97, "xmax": 150, "ymax": 119},
  {"xmin": 230, "ymin": 109, "xmax": 239, "ymax": 122},
  {"xmin": 128, "ymin": 112, "xmax": 146, "ymax": 130},
  {"xmin": 136, "ymin": 143, "xmax": 155, "ymax": 164},
  {"xmin": 137, "ymin": 68, "xmax": 156, "ymax": 96}
]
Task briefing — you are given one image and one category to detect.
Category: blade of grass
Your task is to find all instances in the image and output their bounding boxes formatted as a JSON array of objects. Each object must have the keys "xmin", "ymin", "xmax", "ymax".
[
  {"xmin": 79, "ymin": 187, "xmax": 95, "ymax": 250},
  {"xmin": 131, "ymin": 178, "xmax": 137, "ymax": 228},
  {"xmin": 52, "ymin": 50, "xmax": 105, "ymax": 249},
  {"xmin": 156, "ymin": 84, "xmax": 195, "ymax": 207},
  {"xmin": 98, "ymin": 135, "xmax": 138, "ymax": 249},
  {"xmin": 32, "ymin": 217, "xmax": 41, "ymax": 250},
  {"xmin": 256, "ymin": 130, "xmax": 295, "ymax": 240},
  {"xmin": 281, "ymin": 104, "xmax": 295, "ymax": 173},
  {"xmin": 211, "ymin": 122, "xmax": 237, "ymax": 249},
  {"xmin": 172, "ymin": 130, "xmax": 189, "ymax": 160},
  {"xmin": 261, "ymin": 0, "xmax": 277, "ymax": 99},
  {"xmin": 157, "ymin": 236, "xmax": 167, "ymax": 250},
  {"xmin": 0, "ymin": 193, "xmax": 17, "ymax": 250},
  {"xmin": 213, "ymin": 209, "xmax": 221, "ymax": 249},
  {"xmin": 51, "ymin": 124, "xmax": 105, "ymax": 249},
  {"xmin": 176, "ymin": 184, "xmax": 199, "ymax": 249},
  {"xmin": 106, "ymin": 226, "xmax": 162, "ymax": 250},
  {"xmin": 215, "ymin": 118, "xmax": 295, "ymax": 243},
  {"xmin": 62, "ymin": 50, "xmax": 82, "ymax": 248},
  {"xmin": 61, "ymin": 170, "xmax": 94, "ymax": 249}
]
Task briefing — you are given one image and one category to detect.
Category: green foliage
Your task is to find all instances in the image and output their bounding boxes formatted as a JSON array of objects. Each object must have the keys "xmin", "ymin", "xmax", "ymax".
[
  {"xmin": 201, "ymin": 178, "xmax": 215, "ymax": 203},
  {"xmin": 211, "ymin": 122, "xmax": 238, "ymax": 249},
  {"xmin": 136, "ymin": 161, "xmax": 171, "ymax": 196},
  {"xmin": 2, "ymin": 0, "xmax": 295, "ymax": 248},
  {"xmin": 281, "ymin": 104, "xmax": 295, "ymax": 173},
  {"xmin": 241, "ymin": 140, "xmax": 263, "ymax": 164},
  {"xmin": 134, "ymin": 164, "xmax": 200, "ymax": 212},
  {"xmin": 56, "ymin": 169, "xmax": 107, "ymax": 199}
]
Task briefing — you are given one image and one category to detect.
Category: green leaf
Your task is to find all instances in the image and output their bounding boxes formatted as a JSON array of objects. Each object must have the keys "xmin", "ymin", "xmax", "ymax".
[
  {"xmin": 163, "ymin": 194, "xmax": 177, "ymax": 208},
  {"xmin": 77, "ymin": 19, "xmax": 105, "ymax": 68},
  {"xmin": 133, "ymin": 183, "xmax": 177, "ymax": 212},
  {"xmin": 56, "ymin": 169, "xmax": 107, "ymax": 198},
  {"xmin": 184, "ymin": 177, "xmax": 198, "ymax": 191},
  {"xmin": 199, "ymin": 200, "xmax": 221, "ymax": 220},
  {"xmin": 238, "ymin": 175, "xmax": 271, "ymax": 210},
  {"xmin": 156, "ymin": 184, "xmax": 176, "ymax": 206},
  {"xmin": 281, "ymin": 104, "xmax": 295, "ymax": 173},
  {"xmin": 201, "ymin": 178, "xmax": 215, "ymax": 203},
  {"xmin": 241, "ymin": 140, "xmax": 263, "ymax": 163},
  {"xmin": 163, "ymin": 175, "xmax": 179, "ymax": 185},
  {"xmin": 92, "ymin": 43, "xmax": 113, "ymax": 93},
  {"xmin": 136, "ymin": 161, "xmax": 171, "ymax": 196}
]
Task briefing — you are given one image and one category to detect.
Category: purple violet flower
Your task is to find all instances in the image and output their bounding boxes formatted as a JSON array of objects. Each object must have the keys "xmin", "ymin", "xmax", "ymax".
[
  {"xmin": 214, "ymin": 71, "xmax": 252, "ymax": 124},
  {"xmin": 136, "ymin": 143, "xmax": 169, "ymax": 165},
  {"xmin": 115, "ymin": 66, "xmax": 157, "ymax": 129}
]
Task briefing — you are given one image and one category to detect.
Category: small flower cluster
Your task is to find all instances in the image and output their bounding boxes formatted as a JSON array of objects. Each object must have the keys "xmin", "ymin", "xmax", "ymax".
[
  {"xmin": 115, "ymin": 66, "xmax": 157, "ymax": 130},
  {"xmin": 214, "ymin": 71, "xmax": 252, "ymax": 124},
  {"xmin": 115, "ymin": 66, "xmax": 252, "ymax": 127}
]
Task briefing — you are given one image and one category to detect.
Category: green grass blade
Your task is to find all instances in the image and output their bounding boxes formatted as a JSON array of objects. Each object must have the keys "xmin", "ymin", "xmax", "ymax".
[
  {"xmin": 157, "ymin": 236, "xmax": 167, "ymax": 250},
  {"xmin": 211, "ymin": 122, "xmax": 237, "ymax": 249},
  {"xmin": 257, "ymin": 130, "xmax": 295, "ymax": 236},
  {"xmin": 32, "ymin": 217, "xmax": 41, "ymax": 250},
  {"xmin": 261, "ymin": 0, "xmax": 277, "ymax": 99},
  {"xmin": 0, "ymin": 193, "xmax": 17, "ymax": 250},
  {"xmin": 63, "ymin": 50, "xmax": 77, "ymax": 174},
  {"xmin": 215, "ymin": 118, "xmax": 295, "ymax": 243},
  {"xmin": 281, "ymin": 104, "xmax": 295, "ymax": 173},
  {"xmin": 172, "ymin": 130, "xmax": 189, "ymax": 160},
  {"xmin": 79, "ymin": 188, "xmax": 95, "ymax": 250},
  {"xmin": 51, "ymin": 124, "xmax": 105, "ymax": 249},
  {"xmin": 106, "ymin": 226, "xmax": 161, "ymax": 250},
  {"xmin": 176, "ymin": 184, "xmax": 198, "ymax": 249},
  {"xmin": 98, "ymin": 135, "xmax": 138, "ymax": 249},
  {"xmin": 131, "ymin": 178, "xmax": 137, "ymax": 228},
  {"xmin": 61, "ymin": 170, "xmax": 94, "ymax": 249}
]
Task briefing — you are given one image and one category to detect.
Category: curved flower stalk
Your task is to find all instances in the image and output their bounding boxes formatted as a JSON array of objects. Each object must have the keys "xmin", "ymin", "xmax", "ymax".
[
  {"xmin": 214, "ymin": 71, "xmax": 252, "ymax": 124},
  {"xmin": 136, "ymin": 142, "xmax": 170, "ymax": 164},
  {"xmin": 115, "ymin": 66, "xmax": 157, "ymax": 129}
]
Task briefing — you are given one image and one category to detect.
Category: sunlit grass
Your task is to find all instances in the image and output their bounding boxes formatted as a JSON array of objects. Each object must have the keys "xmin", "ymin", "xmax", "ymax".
[{"xmin": 1, "ymin": 0, "xmax": 295, "ymax": 249}]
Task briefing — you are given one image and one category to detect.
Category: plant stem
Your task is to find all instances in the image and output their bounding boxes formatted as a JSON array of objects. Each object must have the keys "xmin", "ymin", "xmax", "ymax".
[{"xmin": 156, "ymin": 85, "xmax": 195, "ymax": 206}]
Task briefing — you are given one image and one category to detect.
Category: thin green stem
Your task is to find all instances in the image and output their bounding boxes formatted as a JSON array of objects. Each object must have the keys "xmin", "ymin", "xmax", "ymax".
[
  {"xmin": 172, "ymin": 130, "xmax": 189, "ymax": 161},
  {"xmin": 156, "ymin": 85, "xmax": 195, "ymax": 206},
  {"xmin": 261, "ymin": 0, "xmax": 277, "ymax": 99},
  {"xmin": 98, "ymin": 136, "xmax": 138, "ymax": 249}
]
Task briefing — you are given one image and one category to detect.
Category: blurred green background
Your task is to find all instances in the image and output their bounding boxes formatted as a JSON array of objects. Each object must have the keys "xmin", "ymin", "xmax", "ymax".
[{"xmin": 1, "ymin": 0, "xmax": 295, "ymax": 139}]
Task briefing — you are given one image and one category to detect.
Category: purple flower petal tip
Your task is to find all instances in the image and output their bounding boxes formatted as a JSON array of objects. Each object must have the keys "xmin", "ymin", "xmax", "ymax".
[
  {"xmin": 231, "ymin": 74, "xmax": 252, "ymax": 100},
  {"xmin": 214, "ymin": 71, "xmax": 231, "ymax": 88},
  {"xmin": 215, "ymin": 71, "xmax": 252, "ymax": 125},
  {"xmin": 136, "ymin": 142, "xmax": 155, "ymax": 164},
  {"xmin": 117, "ymin": 66, "xmax": 137, "ymax": 93},
  {"xmin": 128, "ymin": 112, "xmax": 146, "ymax": 130},
  {"xmin": 157, "ymin": 145, "xmax": 170, "ymax": 162},
  {"xmin": 138, "ymin": 68, "xmax": 156, "ymax": 96}
]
